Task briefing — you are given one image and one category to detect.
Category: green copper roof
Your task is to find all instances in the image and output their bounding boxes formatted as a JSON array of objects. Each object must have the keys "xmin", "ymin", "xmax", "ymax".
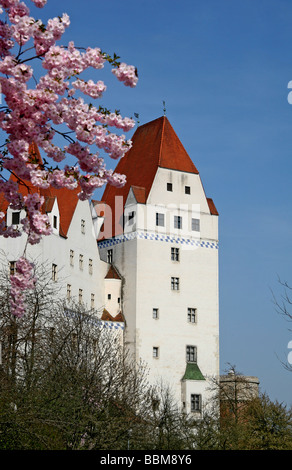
[{"xmin": 182, "ymin": 362, "xmax": 205, "ymax": 381}]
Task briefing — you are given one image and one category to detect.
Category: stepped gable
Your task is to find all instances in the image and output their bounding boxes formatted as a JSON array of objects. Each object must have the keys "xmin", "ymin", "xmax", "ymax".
[{"xmin": 0, "ymin": 142, "xmax": 81, "ymax": 238}]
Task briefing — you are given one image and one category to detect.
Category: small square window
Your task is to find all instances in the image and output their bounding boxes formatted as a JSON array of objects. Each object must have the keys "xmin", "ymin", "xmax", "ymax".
[
  {"xmin": 91, "ymin": 293, "xmax": 95, "ymax": 309},
  {"xmin": 171, "ymin": 247, "xmax": 179, "ymax": 261},
  {"xmin": 153, "ymin": 308, "xmax": 159, "ymax": 319},
  {"xmin": 187, "ymin": 308, "xmax": 197, "ymax": 323},
  {"xmin": 167, "ymin": 183, "xmax": 173, "ymax": 192},
  {"xmin": 171, "ymin": 277, "xmax": 179, "ymax": 290},
  {"xmin": 156, "ymin": 213, "xmax": 165, "ymax": 227},
  {"xmin": 12, "ymin": 211, "xmax": 20, "ymax": 225},
  {"xmin": 192, "ymin": 218, "xmax": 200, "ymax": 232},
  {"xmin": 153, "ymin": 347, "xmax": 159, "ymax": 358},
  {"xmin": 191, "ymin": 394, "xmax": 201, "ymax": 412},
  {"xmin": 185, "ymin": 186, "xmax": 191, "ymax": 195},
  {"xmin": 9, "ymin": 261, "xmax": 16, "ymax": 275},
  {"xmin": 108, "ymin": 294, "xmax": 111, "ymax": 300},
  {"xmin": 79, "ymin": 289, "xmax": 83, "ymax": 304},
  {"xmin": 174, "ymin": 215, "xmax": 182, "ymax": 229},
  {"xmin": 81, "ymin": 219, "xmax": 85, "ymax": 234}
]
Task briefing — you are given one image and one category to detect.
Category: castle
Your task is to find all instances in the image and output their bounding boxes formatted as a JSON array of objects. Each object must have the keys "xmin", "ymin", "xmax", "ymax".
[{"xmin": 0, "ymin": 116, "xmax": 219, "ymax": 414}]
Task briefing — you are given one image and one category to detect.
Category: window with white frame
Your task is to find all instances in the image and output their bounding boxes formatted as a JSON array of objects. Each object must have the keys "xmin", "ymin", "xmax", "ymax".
[
  {"xmin": 192, "ymin": 218, "xmax": 200, "ymax": 232},
  {"xmin": 89, "ymin": 258, "xmax": 93, "ymax": 275},
  {"xmin": 171, "ymin": 247, "xmax": 179, "ymax": 261},
  {"xmin": 171, "ymin": 277, "xmax": 179, "ymax": 290},
  {"xmin": 187, "ymin": 308, "xmax": 197, "ymax": 323},
  {"xmin": 185, "ymin": 186, "xmax": 191, "ymax": 195},
  {"xmin": 79, "ymin": 289, "xmax": 83, "ymax": 304},
  {"xmin": 79, "ymin": 254, "xmax": 84, "ymax": 270},
  {"xmin": 81, "ymin": 219, "xmax": 85, "ymax": 234},
  {"xmin": 186, "ymin": 345, "xmax": 197, "ymax": 363},
  {"xmin": 107, "ymin": 249, "xmax": 113, "ymax": 264},
  {"xmin": 174, "ymin": 215, "xmax": 182, "ymax": 229},
  {"xmin": 191, "ymin": 394, "xmax": 201, "ymax": 412},
  {"xmin": 11, "ymin": 211, "xmax": 20, "ymax": 225},
  {"xmin": 67, "ymin": 284, "xmax": 71, "ymax": 300},
  {"xmin": 128, "ymin": 211, "xmax": 135, "ymax": 225},
  {"xmin": 167, "ymin": 182, "xmax": 173, "ymax": 192},
  {"xmin": 156, "ymin": 212, "xmax": 165, "ymax": 227},
  {"xmin": 91, "ymin": 293, "xmax": 95, "ymax": 309},
  {"xmin": 153, "ymin": 347, "xmax": 159, "ymax": 358},
  {"xmin": 9, "ymin": 261, "xmax": 16, "ymax": 275},
  {"xmin": 70, "ymin": 249, "xmax": 74, "ymax": 266},
  {"xmin": 152, "ymin": 308, "xmax": 159, "ymax": 319},
  {"xmin": 52, "ymin": 263, "xmax": 57, "ymax": 281}
]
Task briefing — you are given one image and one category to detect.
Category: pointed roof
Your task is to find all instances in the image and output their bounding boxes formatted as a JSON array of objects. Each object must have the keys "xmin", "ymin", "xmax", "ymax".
[
  {"xmin": 105, "ymin": 264, "xmax": 122, "ymax": 280},
  {"xmin": 102, "ymin": 116, "xmax": 198, "ymax": 211}
]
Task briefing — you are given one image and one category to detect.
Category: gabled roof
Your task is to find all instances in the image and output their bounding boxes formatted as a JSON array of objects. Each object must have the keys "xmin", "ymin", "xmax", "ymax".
[{"xmin": 0, "ymin": 143, "xmax": 81, "ymax": 238}]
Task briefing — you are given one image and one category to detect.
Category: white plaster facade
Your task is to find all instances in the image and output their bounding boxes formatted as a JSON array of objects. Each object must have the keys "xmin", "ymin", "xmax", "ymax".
[{"xmin": 0, "ymin": 116, "xmax": 219, "ymax": 415}]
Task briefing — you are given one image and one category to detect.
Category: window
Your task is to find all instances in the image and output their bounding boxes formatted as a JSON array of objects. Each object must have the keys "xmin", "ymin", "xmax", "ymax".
[
  {"xmin": 53, "ymin": 215, "xmax": 57, "ymax": 229},
  {"xmin": 79, "ymin": 289, "xmax": 83, "ymax": 304},
  {"xmin": 107, "ymin": 249, "xmax": 113, "ymax": 264},
  {"xmin": 9, "ymin": 261, "xmax": 16, "ymax": 275},
  {"xmin": 12, "ymin": 211, "xmax": 20, "ymax": 225},
  {"xmin": 79, "ymin": 254, "xmax": 83, "ymax": 270},
  {"xmin": 70, "ymin": 249, "xmax": 74, "ymax": 266},
  {"xmin": 167, "ymin": 182, "xmax": 173, "ymax": 192},
  {"xmin": 191, "ymin": 394, "xmax": 202, "ymax": 412},
  {"xmin": 153, "ymin": 308, "xmax": 159, "ymax": 319},
  {"xmin": 128, "ymin": 211, "xmax": 135, "ymax": 225},
  {"xmin": 187, "ymin": 308, "xmax": 197, "ymax": 323},
  {"xmin": 171, "ymin": 277, "xmax": 179, "ymax": 290},
  {"xmin": 185, "ymin": 186, "xmax": 191, "ymax": 195},
  {"xmin": 174, "ymin": 215, "xmax": 182, "ymax": 229},
  {"xmin": 81, "ymin": 219, "xmax": 85, "ymax": 234},
  {"xmin": 91, "ymin": 293, "xmax": 95, "ymax": 309},
  {"xmin": 52, "ymin": 263, "xmax": 57, "ymax": 281},
  {"xmin": 186, "ymin": 345, "xmax": 197, "ymax": 363},
  {"xmin": 67, "ymin": 284, "xmax": 71, "ymax": 300},
  {"xmin": 156, "ymin": 212, "xmax": 165, "ymax": 227},
  {"xmin": 118, "ymin": 297, "xmax": 121, "ymax": 304},
  {"xmin": 192, "ymin": 218, "xmax": 200, "ymax": 232},
  {"xmin": 153, "ymin": 347, "xmax": 159, "ymax": 358},
  {"xmin": 108, "ymin": 294, "xmax": 111, "ymax": 300},
  {"xmin": 89, "ymin": 258, "xmax": 93, "ymax": 275},
  {"xmin": 171, "ymin": 247, "xmax": 179, "ymax": 261}
]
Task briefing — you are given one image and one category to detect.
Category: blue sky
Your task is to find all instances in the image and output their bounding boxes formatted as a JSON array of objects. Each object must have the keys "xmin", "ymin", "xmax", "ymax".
[{"xmin": 31, "ymin": 0, "xmax": 292, "ymax": 406}]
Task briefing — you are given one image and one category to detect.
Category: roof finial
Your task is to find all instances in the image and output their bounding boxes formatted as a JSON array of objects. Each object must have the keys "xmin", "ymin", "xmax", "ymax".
[
  {"xmin": 163, "ymin": 100, "xmax": 166, "ymax": 116},
  {"xmin": 134, "ymin": 112, "xmax": 140, "ymax": 126}
]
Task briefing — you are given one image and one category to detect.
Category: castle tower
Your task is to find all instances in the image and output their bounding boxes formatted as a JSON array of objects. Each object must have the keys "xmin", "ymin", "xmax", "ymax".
[{"xmin": 96, "ymin": 116, "xmax": 219, "ymax": 413}]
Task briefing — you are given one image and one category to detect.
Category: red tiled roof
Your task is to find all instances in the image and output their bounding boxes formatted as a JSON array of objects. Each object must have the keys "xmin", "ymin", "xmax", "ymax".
[
  {"xmin": 100, "ymin": 116, "xmax": 200, "ymax": 238},
  {"xmin": 0, "ymin": 143, "xmax": 80, "ymax": 237},
  {"xmin": 207, "ymin": 197, "xmax": 219, "ymax": 216},
  {"xmin": 101, "ymin": 309, "xmax": 124, "ymax": 322},
  {"xmin": 105, "ymin": 264, "xmax": 122, "ymax": 280}
]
